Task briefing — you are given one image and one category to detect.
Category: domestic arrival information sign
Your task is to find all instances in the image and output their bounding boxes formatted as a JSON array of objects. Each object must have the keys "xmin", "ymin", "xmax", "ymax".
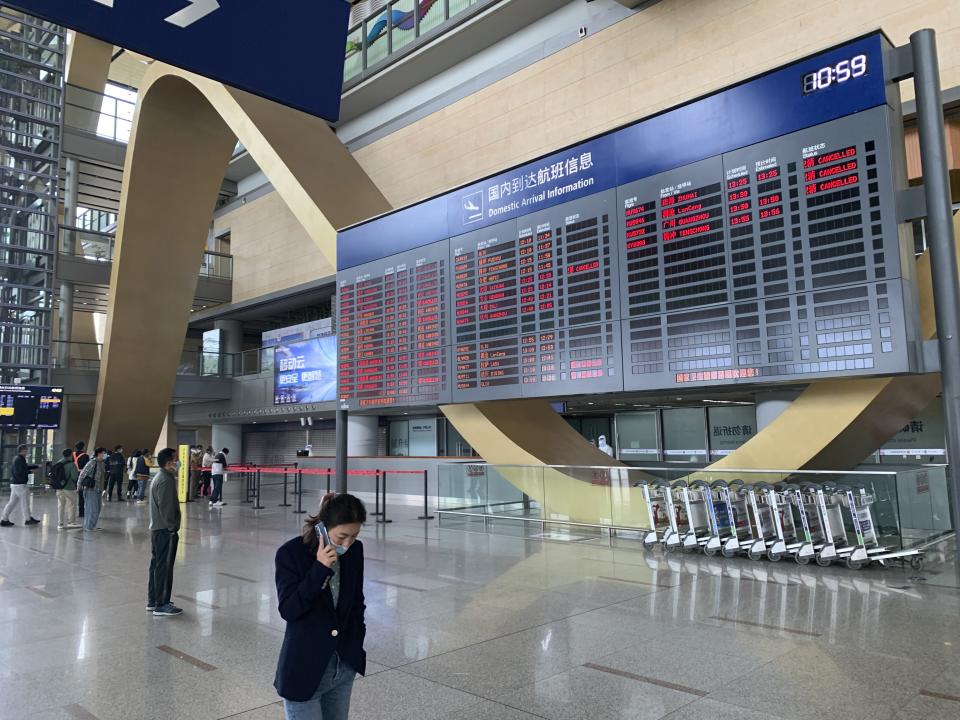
[{"xmin": 336, "ymin": 33, "xmax": 920, "ymax": 410}]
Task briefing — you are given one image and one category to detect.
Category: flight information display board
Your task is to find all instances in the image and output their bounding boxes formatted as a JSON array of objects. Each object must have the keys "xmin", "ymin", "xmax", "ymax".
[
  {"xmin": 337, "ymin": 32, "xmax": 919, "ymax": 410},
  {"xmin": 451, "ymin": 192, "xmax": 622, "ymax": 401},
  {"xmin": 337, "ymin": 243, "xmax": 451, "ymax": 408},
  {"xmin": 0, "ymin": 385, "xmax": 64, "ymax": 428}
]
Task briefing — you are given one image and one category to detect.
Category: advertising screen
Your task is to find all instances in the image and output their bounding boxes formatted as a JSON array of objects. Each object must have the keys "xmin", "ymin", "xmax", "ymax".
[
  {"xmin": 0, "ymin": 386, "xmax": 64, "ymax": 428},
  {"xmin": 274, "ymin": 337, "xmax": 337, "ymax": 405}
]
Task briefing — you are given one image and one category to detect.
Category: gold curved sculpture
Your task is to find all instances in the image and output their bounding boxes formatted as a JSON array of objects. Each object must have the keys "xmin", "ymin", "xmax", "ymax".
[{"xmin": 90, "ymin": 63, "xmax": 390, "ymax": 450}]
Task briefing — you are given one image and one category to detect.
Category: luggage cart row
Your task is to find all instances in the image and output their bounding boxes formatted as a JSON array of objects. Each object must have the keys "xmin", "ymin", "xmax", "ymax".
[{"xmin": 635, "ymin": 478, "xmax": 924, "ymax": 570}]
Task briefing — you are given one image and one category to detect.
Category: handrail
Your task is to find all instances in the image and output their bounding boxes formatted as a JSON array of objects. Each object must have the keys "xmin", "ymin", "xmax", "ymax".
[
  {"xmin": 57, "ymin": 225, "xmax": 233, "ymax": 278},
  {"xmin": 448, "ymin": 462, "xmax": 909, "ymax": 476}
]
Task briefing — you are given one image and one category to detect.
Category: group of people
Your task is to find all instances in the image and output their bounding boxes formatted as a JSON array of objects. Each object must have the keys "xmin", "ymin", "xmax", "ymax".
[
  {"xmin": 185, "ymin": 445, "xmax": 230, "ymax": 507},
  {"xmin": 2, "ymin": 437, "xmax": 372, "ymax": 719},
  {"xmin": 1, "ymin": 442, "xmax": 232, "ymax": 531}
]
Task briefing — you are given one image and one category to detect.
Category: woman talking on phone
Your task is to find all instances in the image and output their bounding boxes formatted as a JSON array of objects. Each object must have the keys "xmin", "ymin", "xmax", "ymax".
[{"xmin": 274, "ymin": 493, "xmax": 368, "ymax": 720}]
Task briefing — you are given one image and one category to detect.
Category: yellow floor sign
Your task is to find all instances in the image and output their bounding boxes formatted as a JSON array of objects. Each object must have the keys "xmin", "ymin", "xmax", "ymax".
[{"xmin": 177, "ymin": 445, "xmax": 189, "ymax": 503}]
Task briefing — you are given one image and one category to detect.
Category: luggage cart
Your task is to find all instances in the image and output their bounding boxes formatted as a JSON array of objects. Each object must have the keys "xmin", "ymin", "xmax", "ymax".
[
  {"xmin": 652, "ymin": 479, "xmax": 682, "ymax": 552},
  {"xmin": 781, "ymin": 482, "xmax": 816, "ymax": 564},
  {"xmin": 691, "ymin": 479, "xmax": 724, "ymax": 556},
  {"xmin": 672, "ymin": 479, "xmax": 712, "ymax": 552},
  {"xmin": 720, "ymin": 480, "xmax": 757, "ymax": 558},
  {"xmin": 634, "ymin": 479, "xmax": 660, "ymax": 550},
  {"xmin": 744, "ymin": 483, "xmax": 774, "ymax": 561},
  {"xmin": 741, "ymin": 482, "xmax": 790, "ymax": 562}
]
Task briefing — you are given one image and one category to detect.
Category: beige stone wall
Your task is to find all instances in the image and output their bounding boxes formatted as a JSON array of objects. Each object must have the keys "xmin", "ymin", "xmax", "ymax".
[
  {"xmin": 227, "ymin": 0, "xmax": 960, "ymax": 298},
  {"xmin": 353, "ymin": 0, "xmax": 960, "ymax": 208},
  {"xmin": 214, "ymin": 191, "xmax": 336, "ymax": 303}
]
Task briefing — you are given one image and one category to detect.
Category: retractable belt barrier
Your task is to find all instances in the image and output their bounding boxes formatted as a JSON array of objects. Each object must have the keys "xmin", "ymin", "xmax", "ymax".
[{"xmin": 200, "ymin": 465, "xmax": 429, "ymax": 519}]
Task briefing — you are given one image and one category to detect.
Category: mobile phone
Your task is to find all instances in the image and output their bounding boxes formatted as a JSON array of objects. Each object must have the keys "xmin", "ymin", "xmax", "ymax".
[{"xmin": 316, "ymin": 524, "xmax": 330, "ymax": 547}]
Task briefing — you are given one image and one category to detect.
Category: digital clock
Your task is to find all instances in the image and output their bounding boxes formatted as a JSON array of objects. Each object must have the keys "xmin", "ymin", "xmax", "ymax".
[{"xmin": 802, "ymin": 54, "xmax": 867, "ymax": 94}]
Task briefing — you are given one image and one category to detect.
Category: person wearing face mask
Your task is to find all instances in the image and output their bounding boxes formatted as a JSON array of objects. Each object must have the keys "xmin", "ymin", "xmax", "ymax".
[
  {"xmin": 147, "ymin": 448, "xmax": 182, "ymax": 617},
  {"xmin": 274, "ymin": 492, "xmax": 367, "ymax": 720}
]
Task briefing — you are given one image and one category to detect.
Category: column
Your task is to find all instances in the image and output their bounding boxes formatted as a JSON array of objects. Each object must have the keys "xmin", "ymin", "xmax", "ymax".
[
  {"xmin": 212, "ymin": 424, "xmax": 243, "ymax": 458},
  {"xmin": 214, "ymin": 319, "xmax": 243, "ymax": 355},
  {"xmin": 57, "ymin": 280, "xmax": 74, "ymax": 366},
  {"xmin": 347, "ymin": 414, "xmax": 379, "ymax": 456},
  {"xmin": 58, "ymin": 156, "xmax": 80, "ymax": 366},
  {"xmin": 755, "ymin": 390, "xmax": 801, "ymax": 431}
]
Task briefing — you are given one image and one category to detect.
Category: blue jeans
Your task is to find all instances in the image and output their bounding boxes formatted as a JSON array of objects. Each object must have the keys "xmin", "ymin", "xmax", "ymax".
[
  {"xmin": 283, "ymin": 654, "xmax": 355, "ymax": 720},
  {"xmin": 211, "ymin": 474, "xmax": 223, "ymax": 503},
  {"xmin": 83, "ymin": 489, "xmax": 101, "ymax": 530}
]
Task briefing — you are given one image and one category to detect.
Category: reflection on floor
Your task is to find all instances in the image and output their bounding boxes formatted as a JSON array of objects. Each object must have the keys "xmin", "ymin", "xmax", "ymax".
[{"xmin": 0, "ymin": 484, "xmax": 958, "ymax": 720}]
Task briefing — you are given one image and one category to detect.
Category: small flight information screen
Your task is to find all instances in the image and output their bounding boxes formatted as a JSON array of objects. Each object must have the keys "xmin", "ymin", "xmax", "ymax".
[{"xmin": 0, "ymin": 385, "xmax": 64, "ymax": 428}]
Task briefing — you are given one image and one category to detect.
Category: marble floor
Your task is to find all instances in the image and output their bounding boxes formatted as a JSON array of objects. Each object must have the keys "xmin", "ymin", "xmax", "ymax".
[{"xmin": 1, "ymin": 483, "xmax": 959, "ymax": 720}]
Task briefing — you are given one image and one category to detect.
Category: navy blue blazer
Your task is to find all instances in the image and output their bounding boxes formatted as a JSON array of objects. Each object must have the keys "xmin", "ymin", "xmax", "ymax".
[{"xmin": 274, "ymin": 536, "xmax": 367, "ymax": 701}]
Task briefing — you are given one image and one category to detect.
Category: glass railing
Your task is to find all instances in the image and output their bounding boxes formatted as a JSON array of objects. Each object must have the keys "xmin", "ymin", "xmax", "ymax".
[
  {"xmin": 59, "ymin": 225, "xmax": 113, "ymax": 261},
  {"xmin": 437, "ymin": 463, "xmax": 954, "ymax": 557},
  {"xmin": 58, "ymin": 226, "xmax": 233, "ymax": 279},
  {"xmin": 51, "ymin": 341, "xmax": 273, "ymax": 378},
  {"xmin": 344, "ymin": 0, "xmax": 491, "ymax": 86},
  {"xmin": 63, "ymin": 83, "xmax": 135, "ymax": 143}
]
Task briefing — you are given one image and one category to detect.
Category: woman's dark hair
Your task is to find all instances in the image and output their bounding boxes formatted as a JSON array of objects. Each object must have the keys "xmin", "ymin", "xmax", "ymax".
[
  {"xmin": 133, "ymin": 450, "xmax": 142, "ymax": 458},
  {"xmin": 301, "ymin": 493, "xmax": 367, "ymax": 548}
]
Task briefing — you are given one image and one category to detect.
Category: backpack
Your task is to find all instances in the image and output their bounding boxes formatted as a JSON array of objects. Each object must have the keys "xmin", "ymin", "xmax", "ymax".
[
  {"xmin": 47, "ymin": 460, "xmax": 67, "ymax": 490},
  {"xmin": 79, "ymin": 460, "xmax": 97, "ymax": 489}
]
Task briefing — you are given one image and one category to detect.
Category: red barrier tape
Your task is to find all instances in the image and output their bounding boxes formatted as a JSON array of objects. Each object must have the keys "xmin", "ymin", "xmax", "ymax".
[{"xmin": 201, "ymin": 466, "xmax": 426, "ymax": 476}]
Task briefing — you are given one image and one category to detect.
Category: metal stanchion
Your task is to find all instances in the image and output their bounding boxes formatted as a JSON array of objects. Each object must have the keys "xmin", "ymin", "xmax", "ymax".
[
  {"xmin": 253, "ymin": 469, "xmax": 264, "ymax": 510},
  {"xmin": 243, "ymin": 470, "xmax": 252, "ymax": 504},
  {"xmin": 326, "ymin": 468, "xmax": 331, "ymax": 494},
  {"xmin": 377, "ymin": 469, "xmax": 392, "ymax": 524},
  {"xmin": 279, "ymin": 468, "xmax": 291, "ymax": 507},
  {"xmin": 294, "ymin": 470, "xmax": 305, "ymax": 515},
  {"xmin": 373, "ymin": 470, "xmax": 383, "ymax": 517},
  {"xmin": 418, "ymin": 469, "xmax": 434, "ymax": 520}
]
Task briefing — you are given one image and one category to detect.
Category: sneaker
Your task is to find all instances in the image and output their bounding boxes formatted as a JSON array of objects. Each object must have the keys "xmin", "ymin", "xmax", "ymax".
[
  {"xmin": 25, "ymin": 518, "xmax": 39, "ymax": 526},
  {"xmin": 57, "ymin": 525, "xmax": 64, "ymax": 531},
  {"xmin": 208, "ymin": 501, "xmax": 214, "ymax": 507},
  {"xmin": 67, "ymin": 523, "xmax": 82, "ymax": 529},
  {"xmin": 146, "ymin": 605, "xmax": 156, "ymax": 611},
  {"xmin": 152, "ymin": 604, "xmax": 183, "ymax": 617},
  {"xmin": 1, "ymin": 520, "xmax": 13, "ymax": 527}
]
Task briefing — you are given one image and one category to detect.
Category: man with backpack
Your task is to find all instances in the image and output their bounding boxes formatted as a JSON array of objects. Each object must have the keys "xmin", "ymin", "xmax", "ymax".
[
  {"xmin": 106, "ymin": 445, "xmax": 125, "ymax": 502},
  {"xmin": 49, "ymin": 448, "xmax": 80, "ymax": 529}
]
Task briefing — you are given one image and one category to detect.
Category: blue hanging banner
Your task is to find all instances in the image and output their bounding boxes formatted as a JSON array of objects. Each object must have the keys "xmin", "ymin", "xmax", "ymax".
[{"xmin": 8, "ymin": 0, "xmax": 350, "ymax": 121}]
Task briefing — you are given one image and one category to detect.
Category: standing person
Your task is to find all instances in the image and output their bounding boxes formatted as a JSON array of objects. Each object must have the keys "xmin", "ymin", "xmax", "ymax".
[
  {"xmin": 106, "ymin": 445, "xmax": 126, "ymax": 502},
  {"xmin": 78, "ymin": 447, "xmax": 107, "ymax": 531},
  {"xmin": 50, "ymin": 448, "xmax": 81, "ymax": 530},
  {"xmin": 126, "ymin": 450, "xmax": 141, "ymax": 499},
  {"xmin": 147, "ymin": 448, "xmax": 182, "ymax": 617},
  {"xmin": 135, "ymin": 449, "xmax": 151, "ymax": 503},
  {"xmin": 274, "ymin": 493, "xmax": 368, "ymax": 719},
  {"xmin": 201, "ymin": 446, "xmax": 214, "ymax": 498},
  {"xmin": 209, "ymin": 447, "xmax": 229, "ymax": 508},
  {"xmin": 0, "ymin": 445, "xmax": 40, "ymax": 527},
  {"xmin": 189, "ymin": 445, "xmax": 202, "ymax": 501},
  {"xmin": 73, "ymin": 441, "xmax": 89, "ymax": 518}
]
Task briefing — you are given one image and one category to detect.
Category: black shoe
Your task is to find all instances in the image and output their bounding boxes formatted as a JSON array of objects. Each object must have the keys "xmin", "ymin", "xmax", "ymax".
[
  {"xmin": 25, "ymin": 518, "xmax": 39, "ymax": 526},
  {"xmin": 0, "ymin": 520, "xmax": 13, "ymax": 527}
]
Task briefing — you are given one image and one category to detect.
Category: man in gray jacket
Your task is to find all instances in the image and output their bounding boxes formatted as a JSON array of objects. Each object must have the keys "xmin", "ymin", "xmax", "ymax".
[{"xmin": 148, "ymin": 448, "xmax": 183, "ymax": 617}]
